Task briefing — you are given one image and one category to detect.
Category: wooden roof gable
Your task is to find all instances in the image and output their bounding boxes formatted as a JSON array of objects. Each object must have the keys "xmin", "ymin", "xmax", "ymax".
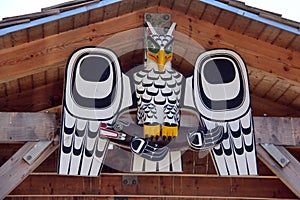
[{"xmin": 0, "ymin": 0, "xmax": 299, "ymax": 199}]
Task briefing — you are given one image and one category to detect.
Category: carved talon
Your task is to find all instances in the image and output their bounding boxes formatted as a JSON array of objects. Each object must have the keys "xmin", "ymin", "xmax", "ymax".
[
  {"xmin": 162, "ymin": 124, "xmax": 178, "ymax": 138},
  {"xmin": 144, "ymin": 123, "xmax": 160, "ymax": 138}
]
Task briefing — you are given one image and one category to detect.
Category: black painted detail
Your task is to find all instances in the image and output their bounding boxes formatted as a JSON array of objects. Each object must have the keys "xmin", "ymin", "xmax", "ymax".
[
  {"xmin": 88, "ymin": 130, "xmax": 98, "ymax": 138},
  {"xmin": 231, "ymin": 128, "xmax": 241, "ymax": 138},
  {"xmin": 146, "ymin": 89, "xmax": 159, "ymax": 96},
  {"xmin": 197, "ymin": 55, "xmax": 246, "ymax": 111},
  {"xmin": 245, "ymin": 142, "xmax": 254, "ymax": 152},
  {"xmin": 223, "ymin": 146, "xmax": 232, "ymax": 156},
  {"xmin": 79, "ymin": 56, "xmax": 111, "ymax": 82},
  {"xmin": 161, "ymin": 90, "xmax": 172, "ymax": 97},
  {"xmin": 154, "ymin": 82, "xmax": 166, "ymax": 89},
  {"xmin": 234, "ymin": 144, "xmax": 244, "ymax": 155},
  {"xmin": 62, "ymin": 145, "xmax": 72, "ymax": 154},
  {"xmin": 75, "ymin": 129, "xmax": 85, "ymax": 137},
  {"xmin": 166, "ymin": 82, "xmax": 176, "ymax": 88},
  {"xmin": 242, "ymin": 125, "xmax": 252, "ymax": 135},
  {"xmin": 203, "ymin": 59, "xmax": 235, "ymax": 84},
  {"xmin": 73, "ymin": 145, "xmax": 83, "ymax": 156},
  {"xmin": 142, "ymin": 82, "xmax": 153, "ymax": 87},
  {"xmin": 71, "ymin": 54, "xmax": 117, "ymax": 109},
  {"xmin": 154, "ymin": 98, "xmax": 166, "ymax": 105},
  {"xmin": 64, "ymin": 125, "xmax": 74, "ymax": 135},
  {"xmin": 213, "ymin": 146, "xmax": 223, "ymax": 156}
]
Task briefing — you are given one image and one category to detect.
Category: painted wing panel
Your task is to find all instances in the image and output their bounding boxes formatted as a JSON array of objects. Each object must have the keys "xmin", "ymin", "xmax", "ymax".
[
  {"xmin": 188, "ymin": 49, "xmax": 257, "ymax": 176},
  {"xmin": 58, "ymin": 47, "xmax": 132, "ymax": 176}
]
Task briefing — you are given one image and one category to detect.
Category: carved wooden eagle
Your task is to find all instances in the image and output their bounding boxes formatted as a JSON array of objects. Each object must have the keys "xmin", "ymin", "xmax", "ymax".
[{"xmin": 58, "ymin": 14, "xmax": 257, "ymax": 176}]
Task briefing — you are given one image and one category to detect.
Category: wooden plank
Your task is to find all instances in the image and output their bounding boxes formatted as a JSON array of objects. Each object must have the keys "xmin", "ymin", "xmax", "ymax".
[
  {"xmin": 172, "ymin": 0, "xmax": 192, "ymax": 13},
  {"xmin": 1, "ymin": 7, "xmax": 300, "ymax": 86},
  {"xmin": 118, "ymin": 0, "xmax": 134, "ymax": 16},
  {"xmin": 159, "ymin": 0, "xmax": 175, "ymax": 9},
  {"xmin": 1, "ymin": 33, "xmax": 13, "ymax": 49},
  {"xmin": 5, "ymin": 79, "xmax": 20, "ymax": 96},
  {"xmin": 103, "ymin": 1, "xmax": 120, "ymax": 20},
  {"xmin": 0, "ymin": 80, "xmax": 63, "ymax": 112},
  {"xmin": 0, "ymin": 141, "xmax": 58, "ymax": 200},
  {"xmin": 258, "ymin": 25, "xmax": 281, "ymax": 43},
  {"xmin": 290, "ymin": 95, "xmax": 300, "ymax": 112},
  {"xmin": 73, "ymin": 12, "xmax": 89, "ymax": 29},
  {"xmin": 0, "ymin": 9, "xmax": 151, "ymax": 84},
  {"xmin": 132, "ymin": 0, "xmax": 147, "ymax": 11},
  {"xmin": 18, "ymin": 75, "xmax": 33, "ymax": 92},
  {"xmin": 272, "ymin": 30, "xmax": 296, "ymax": 49},
  {"xmin": 215, "ymin": 10, "xmax": 236, "ymax": 29},
  {"xmin": 43, "ymin": 21, "xmax": 59, "ymax": 37},
  {"xmin": 164, "ymin": 7, "xmax": 300, "ymax": 82},
  {"xmin": 0, "ymin": 83, "xmax": 6, "ymax": 98},
  {"xmin": 254, "ymin": 117, "xmax": 300, "ymax": 146},
  {"xmin": 229, "ymin": 15, "xmax": 251, "ymax": 33},
  {"xmin": 58, "ymin": 16, "xmax": 74, "ymax": 33},
  {"xmin": 200, "ymin": 4, "xmax": 222, "ymax": 24},
  {"xmin": 243, "ymin": 20, "xmax": 266, "ymax": 38},
  {"xmin": 288, "ymin": 35, "xmax": 300, "ymax": 52},
  {"xmin": 291, "ymin": 118, "xmax": 300, "ymax": 146},
  {"xmin": 264, "ymin": 80, "xmax": 290, "ymax": 101},
  {"xmin": 248, "ymin": 70, "xmax": 265, "ymax": 92},
  {"xmin": 257, "ymin": 145, "xmax": 300, "ymax": 198},
  {"xmin": 277, "ymin": 85, "xmax": 300, "ymax": 106},
  {"xmin": 89, "ymin": 7, "xmax": 104, "ymax": 24},
  {"xmin": 45, "ymin": 68, "xmax": 59, "ymax": 84},
  {"xmin": 28, "ymin": 25, "xmax": 44, "ymax": 42},
  {"xmin": 252, "ymin": 75, "xmax": 278, "ymax": 97},
  {"xmin": 0, "ymin": 112, "xmax": 56, "ymax": 142},
  {"xmin": 146, "ymin": 0, "xmax": 160, "ymax": 7},
  {"xmin": 10, "ymin": 29, "xmax": 28, "ymax": 47},
  {"xmin": 186, "ymin": 0, "xmax": 206, "ymax": 19},
  {"xmin": 8, "ymin": 174, "xmax": 297, "ymax": 199},
  {"xmin": 32, "ymin": 71, "xmax": 46, "ymax": 88},
  {"xmin": 251, "ymin": 95, "xmax": 300, "ymax": 117}
]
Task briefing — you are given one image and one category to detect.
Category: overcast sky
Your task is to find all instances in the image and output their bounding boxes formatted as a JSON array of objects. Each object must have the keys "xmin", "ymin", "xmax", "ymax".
[{"xmin": 0, "ymin": 0, "xmax": 299, "ymax": 22}]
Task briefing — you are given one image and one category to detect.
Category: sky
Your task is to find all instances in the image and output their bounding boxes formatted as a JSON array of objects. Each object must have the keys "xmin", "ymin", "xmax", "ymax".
[{"xmin": 0, "ymin": 0, "xmax": 299, "ymax": 22}]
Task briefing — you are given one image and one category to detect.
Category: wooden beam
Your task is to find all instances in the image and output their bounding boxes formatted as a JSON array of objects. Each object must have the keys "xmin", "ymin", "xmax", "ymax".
[
  {"xmin": 8, "ymin": 174, "xmax": 297, "ymax": 199},
  {"xmin": 0, "ymin": 7, "xmax": 157, "ymax": 84},
  {"xmin": 158, "ymin": 6, "xmax": 300, "ymax": 83},
  {"xmin": 0, "ymin": 112, "xmax": 57, "ymax": 142},
  {"xmin": 251, "ymin": 95, "xmax": 300, "ymax": 117},
  {"xmin": 0, "ymin": 80, "xmax": 63, "ymax": 112},
  {"xmin": 257, "ymin": 145, "xmax": 300, "ymax": 198},
  {"xmin": 1, "ymin": 5, "xmax": 299, "ymax": 86},
  {"xmin": 41, "ymin": 103, "xmax": 300, "ymax": 146},
  {"xmin": 254, "ymin": 117, "xmax": 300, "ymax": 146},
  {"xmin": 0, "ymin": 140, "xmax": 59, "ymax": 200}
]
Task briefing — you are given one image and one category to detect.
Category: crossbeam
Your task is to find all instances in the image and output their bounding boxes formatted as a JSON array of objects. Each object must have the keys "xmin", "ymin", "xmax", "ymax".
[
  {"xmin": 257, "ymin": 145, "xmax": 300, "ymax": 198},
  {"xmin": 0, "ymin": 112, "xmax": 56, "ymax": 142},
  {"xmin": 0, "ymin": 140, "xmax": 59, "ymax": 200},
  {"xmin": 0, "ymin": 112, "xmax": 299, "ymax": 146}
]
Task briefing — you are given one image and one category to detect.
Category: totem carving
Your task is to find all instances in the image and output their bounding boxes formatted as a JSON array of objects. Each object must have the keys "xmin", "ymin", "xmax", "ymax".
[{"xmin": 58, "ymin": 13, "xmax": 257, "ymax": 176}]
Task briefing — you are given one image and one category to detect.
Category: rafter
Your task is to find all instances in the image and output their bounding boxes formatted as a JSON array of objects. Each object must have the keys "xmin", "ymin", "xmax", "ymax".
[{"xmin": 0, "ymin": 112, "xmax": 56, "ymax": 142}]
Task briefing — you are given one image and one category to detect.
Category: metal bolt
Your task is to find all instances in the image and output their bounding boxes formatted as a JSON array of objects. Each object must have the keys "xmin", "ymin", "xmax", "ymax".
[
  {"xmin": 280, "ymin": 158, "xmax": 286, "ymax": 164},
  {"xmin": 146, "ymin": 14, "xmax": 151, "ymax": 21},
  {"xmin": 26, "ymin": 155, "xmax": 32, "ymax": 160},
  {"xmin": 163, "ymin": 14, "xmax": 170, "ymax": 20}
]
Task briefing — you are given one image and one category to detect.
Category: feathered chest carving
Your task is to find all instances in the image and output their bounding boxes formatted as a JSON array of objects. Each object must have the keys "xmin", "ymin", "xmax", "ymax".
[{"xmin": 134, "ymin": 67, "xmax": 183, "ymax": 136}]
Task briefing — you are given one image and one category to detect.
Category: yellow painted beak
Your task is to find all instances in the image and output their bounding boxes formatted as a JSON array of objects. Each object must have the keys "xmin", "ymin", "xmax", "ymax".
[
  {"xmin": 147, "ymin": 50, "xmax": 173, "ymax": 72},
  {"xmin": 157, "ymin": 50, "xmax": 166, "ymax": 72}
]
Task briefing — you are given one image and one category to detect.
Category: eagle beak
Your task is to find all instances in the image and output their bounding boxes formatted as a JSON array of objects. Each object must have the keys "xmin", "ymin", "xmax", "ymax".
[{"xmin": 158, "ymin": 50, "xmax": 166, "ymax": 72}]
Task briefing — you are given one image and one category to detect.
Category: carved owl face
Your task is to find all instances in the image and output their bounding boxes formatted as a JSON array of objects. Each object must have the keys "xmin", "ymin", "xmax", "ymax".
[{"xmin": 146, "ymin": 22, "xmax": 176, "ymax": 72}]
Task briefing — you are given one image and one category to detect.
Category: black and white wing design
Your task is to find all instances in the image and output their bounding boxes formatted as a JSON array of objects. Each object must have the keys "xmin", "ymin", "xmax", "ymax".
[
  {"xmin": 184, "ymin": 49, "xmax": 257, "ymax": 176},
  {"xmin": 58, "ymin": 47, "xmax": 132, "ymax": 176}
]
